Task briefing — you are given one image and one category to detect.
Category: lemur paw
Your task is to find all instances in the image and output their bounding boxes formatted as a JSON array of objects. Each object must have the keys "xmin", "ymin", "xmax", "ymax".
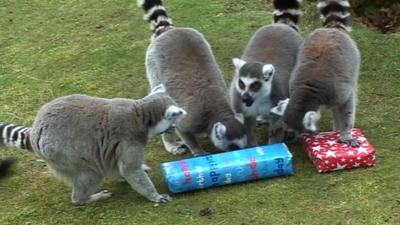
[
  {"xmin": 142, "ymin": 164, "xmax": 151, "ymax": 172},
  {"xmin": 151, "ymin": 194, "xmax": 172, "ymax": 203},
  {"xmin": 166, "ymin": 141, "xmax": 187, "ymax": 155},
  {"xmin": 338, "ymin": 138, "xmax": 361, "ymax": 147},
  {"xmin": 193, "ymin": 151, "xmax": 210, "ymax": 157}
]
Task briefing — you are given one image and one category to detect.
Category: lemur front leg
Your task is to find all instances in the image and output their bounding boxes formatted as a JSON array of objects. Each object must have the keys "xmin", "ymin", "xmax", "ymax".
[
  {"xmin": 175, "ymin": 129, "xmax": 209, "ymax": 156},
  {"xmin": 244, "ymin": 116, "xmax": 258, "ymax": 147},
  {"xmin": 268, "ymin": 118, "xmax": 286, "ymax": 144},
  {"xmin": 118, "ymin": 143, "xmax": 171, "ymax": 203},
  {"xmin": 334, "ymin": 94, "xmax": 360, "ymax": 147},
  {"xmin": 161, "ymin": 132, "xmax": 187, "ymax": 155}
]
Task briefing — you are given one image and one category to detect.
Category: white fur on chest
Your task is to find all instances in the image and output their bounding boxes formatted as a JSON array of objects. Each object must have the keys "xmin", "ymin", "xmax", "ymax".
[{"xmin": 241, "ymin": 93, "xmax": 272, "ymax": 118}]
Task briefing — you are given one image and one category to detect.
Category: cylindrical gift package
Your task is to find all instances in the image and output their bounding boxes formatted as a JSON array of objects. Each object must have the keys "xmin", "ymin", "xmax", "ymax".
[{"xmin": 160, "ymin": 143, "xmax": 293, "ymax": 193}]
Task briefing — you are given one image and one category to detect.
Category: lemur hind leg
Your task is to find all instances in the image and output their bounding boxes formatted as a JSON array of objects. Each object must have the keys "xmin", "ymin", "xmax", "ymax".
[{"xmin": 70, "ymin": 170, "xmax": 112, "ymax": 204}]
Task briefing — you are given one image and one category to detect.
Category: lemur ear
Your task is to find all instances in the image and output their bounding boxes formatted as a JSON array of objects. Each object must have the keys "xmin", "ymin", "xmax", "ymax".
[
  {"xmin": 232, "ymin": 58, "xmax": 246, "ymax": 71},
  {"xmin": 303, "ymin": 111, "xmax": 321, "ymax": 132},
  {"xmin": 234, "ymin": 113, "xmax": 244, "ymax": 124},
  {"xmin": 270, "ymin": 98, "xmax": 290, "ymax": 116},
  {"xmin": 165, "ymin": 105, "xmax": 187, "ymax": 120},
  {"xmin": 150, "ymin": 84, "xmax": 166, "ymax": 94},
  {"xmin": 262, "ymin": 64, "xmax": 275, "ymax": 81}
]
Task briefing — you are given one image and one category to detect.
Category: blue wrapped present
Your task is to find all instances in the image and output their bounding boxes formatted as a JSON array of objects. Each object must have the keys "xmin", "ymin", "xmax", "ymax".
[{"xmin": 160, "ymin": 143, "xmax": 293, "ymax": 193}]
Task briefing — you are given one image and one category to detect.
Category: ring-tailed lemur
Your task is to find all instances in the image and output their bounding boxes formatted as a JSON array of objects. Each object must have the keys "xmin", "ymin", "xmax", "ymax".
[
  {"xmin": 0, "ymin": 86, "xmax": 187, "ymax": 204},
  {"xmin": 271, "ymin": 0, "xmax": 361, "ymax": 147},
  {"xmin": 138, "ymin": 0, "xmax": 247, "ymax": 156},
  {"xmin": 0, "ymin": 158, "xmax": 17, "ymax": 177},
  {"xmin": 230, "ymin": 0, "xmax": 303, "ymax": 146}
]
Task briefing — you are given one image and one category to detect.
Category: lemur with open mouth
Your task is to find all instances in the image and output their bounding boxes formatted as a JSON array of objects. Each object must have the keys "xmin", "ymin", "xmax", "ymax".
[{"xmin": 230, "ymin": 0, "xmax": 304, "ymax": 146}]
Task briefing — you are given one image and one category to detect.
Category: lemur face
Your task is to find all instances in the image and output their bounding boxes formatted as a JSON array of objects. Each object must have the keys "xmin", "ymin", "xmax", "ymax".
[{"xmin": 232, "ymin": 58, "xmax": 275, "ymax": 107}]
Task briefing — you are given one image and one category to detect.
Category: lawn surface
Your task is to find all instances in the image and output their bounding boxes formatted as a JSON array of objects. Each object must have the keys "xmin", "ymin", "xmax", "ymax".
[{"xmin": 1, "ymin": 0, "xmax": 399, "ymax": 224}]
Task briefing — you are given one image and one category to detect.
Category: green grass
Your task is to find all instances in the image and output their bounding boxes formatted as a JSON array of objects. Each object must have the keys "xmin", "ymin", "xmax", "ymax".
[{"xmin": 1, "ymin": 0, "xmax": 399, "ymax": 224}]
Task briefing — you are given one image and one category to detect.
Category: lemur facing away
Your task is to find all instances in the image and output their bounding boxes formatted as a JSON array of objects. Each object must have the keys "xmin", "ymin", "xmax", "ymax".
[
  {"xmin": 230, "ymin": 0, "xmax": 303, "ymax": 146},
  {"xmin": 272, "ymin": 0, "xmax": 361, "ymax": 146},
  {"xmin": 138, "ymin": 0, "xmax": 247, "ymax": 156},
  {"xmin": 0, "ymin": 86, "xmax": 187, "ymax": 204}
]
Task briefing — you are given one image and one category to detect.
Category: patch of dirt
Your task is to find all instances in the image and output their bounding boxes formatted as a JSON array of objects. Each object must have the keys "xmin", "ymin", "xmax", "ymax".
[
  {"xmin": 199, "ymin": 207, "xmax": 213, "ymax": 217},
  {"xmin": 355, "ymin": 3, "xmax": 400, "ymax": 33}
]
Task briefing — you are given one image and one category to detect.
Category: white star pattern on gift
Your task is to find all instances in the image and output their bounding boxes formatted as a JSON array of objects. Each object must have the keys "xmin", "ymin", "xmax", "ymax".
[
  {"xmin": 326, "ymin": 150, "xmax": 336, "ymax": 158},
  {"xmin": 357, "ymin": 147, "xmax": 368, "ymax": 155},
  {"xmin": 326, "ymin": 140, "xmax": 337, "ymax": 146},
  {"xmin": 312, "ymin": 146, "xmax": 322, "ymax": 151},
  {"xmin": 303, "ymin": 128, "xmax": 376, "ymax": 173},
  {"xmin": 358, "ymin": 136, "xmax": 367, "ymax": 142},
  {"xmin": 333, "ymin": 163, "xmax": 347, "ymax": 170}
]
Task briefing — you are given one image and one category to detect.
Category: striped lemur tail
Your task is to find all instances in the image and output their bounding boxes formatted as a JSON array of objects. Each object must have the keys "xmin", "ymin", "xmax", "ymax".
[
  {"xmin": 0, "ymin": 123, "xmax": 32, "ymax": 151},
  {"xmin": 137, "ymin": 0, "xmax": 174, "ymax": 39},
  {"xmin": 317, "ymin": 0, "xmax": 351, "ymax": 32},
  {"xmin": 272, "ymin": 0, "xmax": 303, "ymax": 31}
]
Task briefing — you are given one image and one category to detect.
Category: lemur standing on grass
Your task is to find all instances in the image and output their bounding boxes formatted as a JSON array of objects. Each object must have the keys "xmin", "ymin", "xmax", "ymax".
[
  {"xmin": 0, "ymin": 86, "xmax": 187, "ymax": 204},
  {"xmin": 272, "ymin": 0, "xmax": 361, "ymax": 146},
  {"xmin": 138, "ymin": 0, "xmax": 247, "ymax": 156},
  {"xmin": 230, "ymin": 0, "xmax": 304, "ymax": 146}
]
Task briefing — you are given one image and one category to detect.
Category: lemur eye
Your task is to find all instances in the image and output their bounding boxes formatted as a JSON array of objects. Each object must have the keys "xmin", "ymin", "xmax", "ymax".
[
  {"xmin": 238, "ymin": 80, "xmax": 245, "ymax": 90},
  {"xmin": 250, "ymin": 81, "xmax": 262, "ymax": 91}
]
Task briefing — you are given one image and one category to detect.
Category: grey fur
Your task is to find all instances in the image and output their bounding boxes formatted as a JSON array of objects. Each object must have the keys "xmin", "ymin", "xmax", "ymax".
[
  {"xmin": 231, "ymin": 23, "xmax": 303, "ymax": 146},
  {"xmin": 4, "ymin": 90, "xmax": 186, "ymax": 204},
  {"xmin": 282, "ymin": 0, "xmax": 360, "ymax": 146},
  {"xmin": 141, "ymin": 1, "xmax": 247, "ymax": 156}
]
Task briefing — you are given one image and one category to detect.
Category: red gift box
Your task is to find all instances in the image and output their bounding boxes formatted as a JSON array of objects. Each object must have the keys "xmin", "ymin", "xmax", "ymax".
[{"xmin": 303, "ymin": 128, "xmax": 376, "ymax": 173}]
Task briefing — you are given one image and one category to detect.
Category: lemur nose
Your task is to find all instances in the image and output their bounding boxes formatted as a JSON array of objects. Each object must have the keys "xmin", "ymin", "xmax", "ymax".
[
  {"xmin": 242, "ymin": 92, "xmax": 251, "ymax": 100},
  {"xmin": 242, "ymin": 92, "xmax": 254, "ymax": 107}
]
